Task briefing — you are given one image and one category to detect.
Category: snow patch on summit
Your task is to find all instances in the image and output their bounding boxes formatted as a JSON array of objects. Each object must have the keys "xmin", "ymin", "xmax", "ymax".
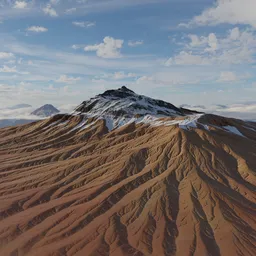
[{"xmin": 71, "ymin": 87, "xmax": 206, "ymax": 132}]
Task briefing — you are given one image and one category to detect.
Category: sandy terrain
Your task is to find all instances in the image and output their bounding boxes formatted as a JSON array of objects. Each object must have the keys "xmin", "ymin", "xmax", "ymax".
[{"xmin": 0, "ymin": 114, "xmax": 255, "ymax": 256}]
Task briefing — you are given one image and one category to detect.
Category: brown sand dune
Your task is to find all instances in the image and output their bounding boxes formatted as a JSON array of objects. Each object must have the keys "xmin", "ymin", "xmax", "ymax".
[{"xmin": 0, "ymin": 89, "xmax": 256, "ymax": 256}]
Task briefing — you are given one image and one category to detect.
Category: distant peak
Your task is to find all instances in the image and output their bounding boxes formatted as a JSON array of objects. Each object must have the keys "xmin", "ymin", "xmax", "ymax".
[
  {"xmin": 31, "ymin": 104, "xmax": 60, "ymax": 117},
  {"xmin": 41, "ymin": 104, "xmax": 55, "ymax": 108}
]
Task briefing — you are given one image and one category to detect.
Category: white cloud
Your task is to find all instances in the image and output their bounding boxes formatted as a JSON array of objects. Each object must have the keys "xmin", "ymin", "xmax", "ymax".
[
  {"xmin": 136, "ymin": 75, "xmax": 154, "ymax": 84},
  {"xmin": 0, "ymin": 107, "xmax": 36, "ymax": 120},
  {"xmin": 58, "ymin": 103, "xmax": 77, "ymax": 113},
  {"xmin": 229, "ymin": 27, "xmax": 240, "ymax": 40},
  {"xmin": 43, "ymin": 4, "xmax": 58, "ymax": 17},
  {"xmin": 128, "ymin": 40, "xmax": 144, "ymax": 47},
  {"xmin": 206, "ymin": 33, "xmax": 218, "ymax": 52},
  {"xmin": 65, "ymin": 8, "xmax": 76, "ymax": 14},
  {"xmin": 222, "ymin": 103, "xmax": 256, "ymax": 113},
  {"xmin": 84, "ymin": 36, "xmax": 124, "ymax": 58},
  {"xmin": 98, "ymin": 71, "xmax": 137, "ymax": 80},
  {"xmin": 71, "ymin": 44, "xmax": 81, "ymax": 50},
  {"xmin": 166, "ymin": 51, "xmax": 209, "ymax": 66},
  {"xmin": 167, "ymin": 27, "xmax": 256, "ymax": 66},
  {"xmin": 56, "ymin": 75, "xmax": 81, "ymax": 84},
  {"xmin": 189, "ymin": 0, "xmax": 256, "ymax": 28},
  {"xmin": 27, "ymin": 26, "xmax": 48, "ymax": 33},
  {"xmin": 188, "ymin": 34, "xmax": 206, "ymax": 47},
  {"xmin": 0, "ymin": 65, "xmax": 17, "ymax": 73},
  {"xmin": 0, "ymin": 52, "xmax": 15, "ymax": 59},
  {"xmin": 72, "ymin": 21, "xmax": 95, "ymax": 28},
  {"xmin": 113, "ymin": 71, "xmax": 137, "ymax": 80},
  {"xmin": 13, "ymin": 1, "xmax": 27, "ymax": 9},
  {"xmin": 188, "ymin": 33, "xmax": 218, "ymax": 52}
]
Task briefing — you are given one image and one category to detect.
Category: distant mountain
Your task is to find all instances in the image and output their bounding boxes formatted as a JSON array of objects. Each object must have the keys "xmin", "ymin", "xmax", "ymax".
[
  {"xmin": 0, "ymin": 119, "xmax": 36, "ymax": 128},
  {"xmin": 8, "ymin": 104, "xmax": 32, "ymax": 110},
  {"xmin": 31, "ymin": 104, "xmax": 60, "ymax": 117}
]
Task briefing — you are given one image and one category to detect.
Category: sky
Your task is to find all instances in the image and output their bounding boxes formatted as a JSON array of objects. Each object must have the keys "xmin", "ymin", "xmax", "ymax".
[{"xmin": 0, "ymin": 0, "xmax": 256, "ymax": 118}]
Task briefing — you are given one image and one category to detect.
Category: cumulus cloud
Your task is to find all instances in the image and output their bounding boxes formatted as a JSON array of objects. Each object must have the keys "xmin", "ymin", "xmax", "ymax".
[
  {"xmin": 13, "ymin": 1, "xmax": 27, "ymax": 9},
  {"xmin": 0, "ymin": 52, "xmax": 15, "ymax": 59},
  {"xmin": 56, "ymin": 75, "xmax": 81, "ymax": 84},
  {"xmin": 166, "ymin": 27, "xmax": 256, "ymax": 66},
  {"xmin": 43, "ymin": 4, "xmax": 58, "ymax": 17},
  {"xmin": 27, "ymin": 26, "xmax": 48, "ymax": 33},
  {"xmin": 84, "ymin": 36, "xmax": 124, "ymax": 58},
  {"xmin": 189, "ymin": 0, "xmax": 256, "ymax": 28},
  {"xmin": 128, "ymin": 40, "xmax": 144, "ymax": 47},
  {"xmin": 206, "ymin": 33, "xmax": 218, "ymax": 52},
  {"xmin": 72, "ymin": 21, "xmax": 95, "ymax": 28}
]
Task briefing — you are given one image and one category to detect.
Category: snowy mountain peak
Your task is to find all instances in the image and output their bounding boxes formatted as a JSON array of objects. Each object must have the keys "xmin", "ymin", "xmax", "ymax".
[
  {"xmin": 75, "ymin": 86, "xmax": 190, "ymax": 119},
  {"xmin": 72, "ymin": 87, "xmax": 203, "ymax": 131}
]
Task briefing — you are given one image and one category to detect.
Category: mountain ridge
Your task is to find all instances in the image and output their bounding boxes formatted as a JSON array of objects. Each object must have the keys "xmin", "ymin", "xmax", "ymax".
[{"xmin": 0, "ymin": 87, "xmax": 255, "ymax": 256}]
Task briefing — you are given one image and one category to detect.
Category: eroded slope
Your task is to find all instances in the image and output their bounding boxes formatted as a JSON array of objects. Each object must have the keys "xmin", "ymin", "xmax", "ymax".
[{"xmin": 0, "ymin": 114, "xmax": 256, "ymax": 256}]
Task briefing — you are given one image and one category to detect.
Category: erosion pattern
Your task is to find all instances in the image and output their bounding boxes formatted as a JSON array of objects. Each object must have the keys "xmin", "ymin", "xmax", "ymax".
[{"xmin": 0, "ymin": 114, "xmax": 256, "ymax": 256}]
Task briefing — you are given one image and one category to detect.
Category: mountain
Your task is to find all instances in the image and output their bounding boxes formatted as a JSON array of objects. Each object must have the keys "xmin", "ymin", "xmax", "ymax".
[
  {"xmin": 8, "ymin": 103, "xmax": 32, "ymax": 110},
  {"xmin": 0, "ymin": 119, "xmax": 36, "ymax": 128},
  {"xmin": 31, "ymin": 104, "xmax": 60, "ymax": 117},
  {"xmin": 73, "ymin": 86, "xmax": 201, "ymax": 130},
  {"xmin": 0, "ymin": 87, "xmax": 255, "ymax": 256}
]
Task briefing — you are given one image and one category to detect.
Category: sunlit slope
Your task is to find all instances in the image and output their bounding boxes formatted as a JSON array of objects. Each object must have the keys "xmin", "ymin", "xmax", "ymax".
[{"xmin": 0, "ymin": 113, "xmax": 255, "ymax": 256}]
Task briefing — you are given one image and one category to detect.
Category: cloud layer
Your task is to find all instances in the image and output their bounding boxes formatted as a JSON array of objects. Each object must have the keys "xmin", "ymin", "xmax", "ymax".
[
  {"xmin": 190, "ymin": 0, "xmax": 256, "ymax": 28},
  {"xmin": 27, "ymin": 26, "xmax": 48, "ymax": 33}
]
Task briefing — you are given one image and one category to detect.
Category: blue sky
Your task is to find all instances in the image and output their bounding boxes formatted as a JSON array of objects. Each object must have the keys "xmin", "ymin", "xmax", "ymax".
[{"xmin": 0, "ymin": 0, "xmax": 256, "ymax": 116}]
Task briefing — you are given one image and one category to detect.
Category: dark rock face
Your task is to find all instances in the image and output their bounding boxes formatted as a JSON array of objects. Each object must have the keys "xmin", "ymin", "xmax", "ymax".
[{"xmin": 99, "ymin": 86, "xmax": 135, "ymax": 99}]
